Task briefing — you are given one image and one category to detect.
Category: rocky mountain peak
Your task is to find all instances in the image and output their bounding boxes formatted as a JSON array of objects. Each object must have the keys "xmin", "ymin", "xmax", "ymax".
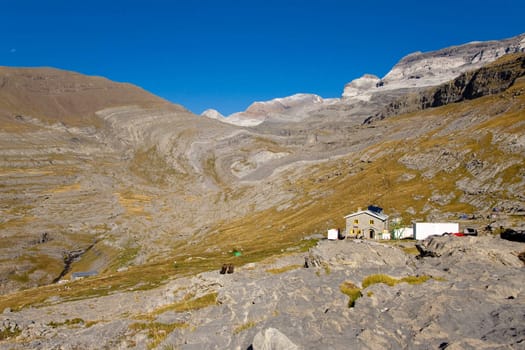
[
  {"xmin": 379, "ymin": 33, "xmax": 525, "ymax": 90},
  {"xmin": 201, "ymin": 108, "xmax": 225, "ymax": 120}
]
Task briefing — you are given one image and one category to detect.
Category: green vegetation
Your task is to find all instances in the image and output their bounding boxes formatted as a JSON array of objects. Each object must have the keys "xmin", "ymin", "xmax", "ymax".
[
  {"xmin": 362, "ymin": 274, "xmax": 398, "ymax": 288},
  {"xmin": 108, "ymin": 245, "xmax": 140, "ymax": 271},
  {"xmin": 362, "ymin": 274, "xmax": 430, "ymax": 288}
]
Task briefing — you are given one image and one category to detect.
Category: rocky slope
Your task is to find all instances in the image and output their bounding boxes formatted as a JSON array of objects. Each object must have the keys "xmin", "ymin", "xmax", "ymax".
[{"xmin": 1, "ymin": 236, "xmax": 523, "ymax": 349}]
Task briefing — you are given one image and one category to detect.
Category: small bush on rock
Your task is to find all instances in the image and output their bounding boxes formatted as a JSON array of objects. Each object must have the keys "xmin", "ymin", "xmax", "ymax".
[
  {"xmin": 362, "ymin": 274, "xmax": 397, "ymax": 288},
  {"xmin": 340, "ymin": 281, "xmax": 362, "ymax": 307},
  {"xmin": 362, "ymin": 274, "xmax": 431, "ymax": 288}
]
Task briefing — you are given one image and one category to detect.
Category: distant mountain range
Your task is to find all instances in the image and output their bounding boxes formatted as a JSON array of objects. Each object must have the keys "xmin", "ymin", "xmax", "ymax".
[{"xmin": 202, "ymin": 33, "xmax": 525, "ymax": 126}]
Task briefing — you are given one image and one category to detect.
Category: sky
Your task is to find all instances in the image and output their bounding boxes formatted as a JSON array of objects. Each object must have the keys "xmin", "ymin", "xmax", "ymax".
[{"xmin": 1, "ymin": 0, "xmax": 524, "ymax": 115}]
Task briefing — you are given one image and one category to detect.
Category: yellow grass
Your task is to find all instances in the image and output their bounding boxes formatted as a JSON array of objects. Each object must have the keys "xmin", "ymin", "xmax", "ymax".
[
  {"xmin": 52, "ymin": 183, "xmax": 81, "ymax": 193},
  {"xmin": 152, "ymin": 292, "xmax": 218, "ymax": 314},
  {"xmin": 115, "ymin": 191, "xmax": 152, "ymax": 217},
  {"xmin": 362, "ymin": 274, "xmax": 431, "ymax": 289},
  {"xmin": 233, "ymin": 320, "xmax": 258, "ymax": 334},
  {"xmin": 340, "ymin": 281, "xmax": 362, "ymax": 307}
]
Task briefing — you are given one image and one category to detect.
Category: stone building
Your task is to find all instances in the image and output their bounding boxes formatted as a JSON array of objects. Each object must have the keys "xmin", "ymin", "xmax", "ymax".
[{"xmin": 345, "ymin": 206, "xmax": 389, "ymax": 239}]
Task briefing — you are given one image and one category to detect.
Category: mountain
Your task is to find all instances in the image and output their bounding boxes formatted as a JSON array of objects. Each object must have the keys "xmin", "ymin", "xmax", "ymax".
[
  {"xmin": 0, "ymin": 67, "xmax": 182, "ymax": 130},
  {"xmin": 207, "ymin": 33, "xmax": 525, "ymax": 128},
  {"xmin": 203, "ymin": 93, "xmax": 329, "ymax": 126},
  {"xmin": 0, "ymin": 33, "xmax": 524, "ymax": 349}
]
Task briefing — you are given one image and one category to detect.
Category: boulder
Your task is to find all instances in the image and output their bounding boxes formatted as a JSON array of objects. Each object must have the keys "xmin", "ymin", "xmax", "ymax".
[{"xmin": 251, "ymin": 328, "xmax": 300, "ymax": 350}]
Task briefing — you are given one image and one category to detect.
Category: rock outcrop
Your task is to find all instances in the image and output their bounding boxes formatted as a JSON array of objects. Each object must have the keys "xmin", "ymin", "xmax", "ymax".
[
  {"xmin": 342, "ymin": 74, "xmax": 381, "ymax": 101},
  {"xmin": 1, "ymin": 236, "xmax": 523, "ymax": 349},
  {"xmin": 201, "ymin": 108, "xmax": 225, "ymax": 120}
]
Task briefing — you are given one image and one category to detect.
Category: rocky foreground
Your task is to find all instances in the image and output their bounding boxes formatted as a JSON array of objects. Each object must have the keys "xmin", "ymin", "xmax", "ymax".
[{"xmin": 1, "ymin": 235, "xmax": 523, "ymax": 349}]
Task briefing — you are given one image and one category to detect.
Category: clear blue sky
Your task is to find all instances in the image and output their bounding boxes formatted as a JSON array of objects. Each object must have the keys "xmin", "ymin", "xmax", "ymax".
[{"xmin": 1, "ymin": 0, "xmax": 524, "ymax": 115}]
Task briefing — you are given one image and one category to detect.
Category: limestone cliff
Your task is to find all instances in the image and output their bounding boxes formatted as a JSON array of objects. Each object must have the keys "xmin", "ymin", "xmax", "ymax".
[{"xmin": 365, "ymin": 52, "xmax": 525, "ymax": 123}]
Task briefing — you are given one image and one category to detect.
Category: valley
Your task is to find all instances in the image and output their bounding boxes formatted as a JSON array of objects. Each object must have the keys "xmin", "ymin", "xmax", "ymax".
[{"xmin": 0, "ymin": 33, "xmax": 524, "ymax": 349}]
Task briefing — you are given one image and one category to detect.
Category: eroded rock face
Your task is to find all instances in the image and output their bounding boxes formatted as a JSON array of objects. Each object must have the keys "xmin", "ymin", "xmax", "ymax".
[
  {"xmin": 342, "ymin": 74, "xmax": 381, "ymax": 101},
  {"xmin": 366, "ymin": 52, "xmax": 525, "ymax": 123}
]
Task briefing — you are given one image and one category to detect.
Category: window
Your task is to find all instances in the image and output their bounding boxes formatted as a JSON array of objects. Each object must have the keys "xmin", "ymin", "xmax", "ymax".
[
  {"xmin": 370, "ymin": 219, "xmax": 375, "ymax": 225},
  {"xmin": 353, "ymin": 219, "xmax": 359, "ymax": 224}
]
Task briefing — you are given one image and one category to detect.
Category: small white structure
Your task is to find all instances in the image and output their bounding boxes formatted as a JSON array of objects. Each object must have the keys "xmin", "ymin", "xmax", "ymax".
[
  {"xmin": 327, "ymin": 228, "xmax": 339, "ymax": 240},
  {"xmin": 413, "ymin": 222, "xmax": 459, "ymax": 240}
]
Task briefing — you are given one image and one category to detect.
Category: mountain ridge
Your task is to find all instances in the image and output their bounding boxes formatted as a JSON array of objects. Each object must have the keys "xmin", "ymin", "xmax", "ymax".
[{"xmin": 203, "ymin": 33, "xmax": 525, "ymax": 127}]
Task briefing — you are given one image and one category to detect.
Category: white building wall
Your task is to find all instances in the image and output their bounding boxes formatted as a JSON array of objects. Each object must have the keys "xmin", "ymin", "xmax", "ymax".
[{"xmin": 413, "ymin": 222, "xmax": 459, "ymax": 240}]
